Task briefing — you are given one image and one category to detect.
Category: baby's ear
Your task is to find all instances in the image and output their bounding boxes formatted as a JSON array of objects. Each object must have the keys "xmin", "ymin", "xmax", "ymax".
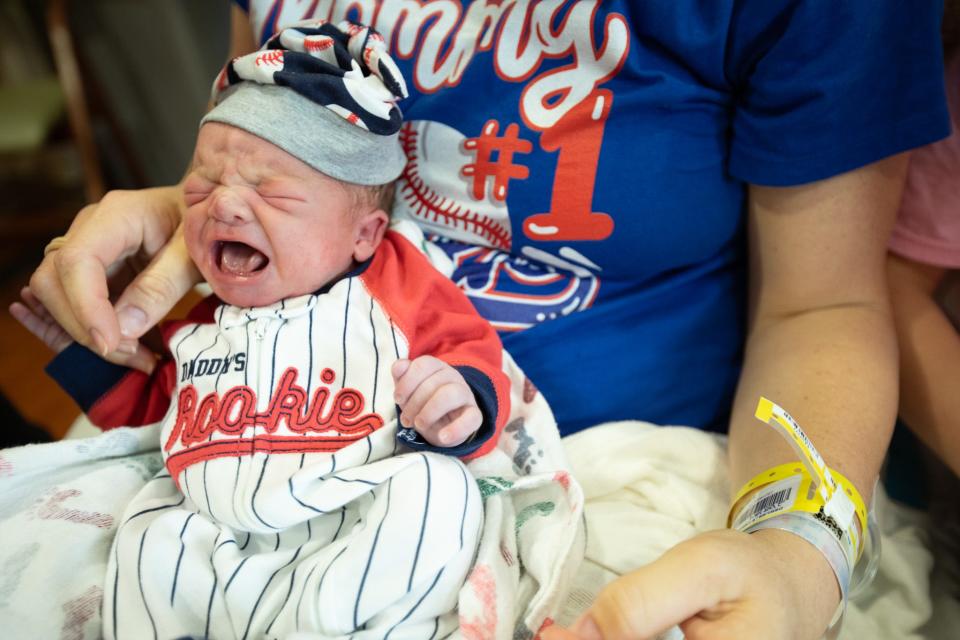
[{"xmin": 353, "ymin": 208, "xmax": 389, "ymax": 262}]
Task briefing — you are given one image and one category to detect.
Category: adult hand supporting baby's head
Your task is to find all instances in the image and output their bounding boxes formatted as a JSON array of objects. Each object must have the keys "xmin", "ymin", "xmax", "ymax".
[{"xmin": 29, "ymin": 185, "xmax": 200, "ymax": 373}]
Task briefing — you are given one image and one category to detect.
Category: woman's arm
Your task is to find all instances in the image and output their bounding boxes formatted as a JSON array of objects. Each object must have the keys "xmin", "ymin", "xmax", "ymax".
[
  {"xmin": 545, "ymin": 154, "xmax": 909, "ymax": 640},
  {"xmin": 725, "ymin": 152, "xmax": 909, "ymax": 630},
  {"xmin": 887, "ymin": 254, "xmax": 960, "ymax": 476},
  {"xmin": 730, "ymin": 155, "xmax": 905, "ymax": 498}
]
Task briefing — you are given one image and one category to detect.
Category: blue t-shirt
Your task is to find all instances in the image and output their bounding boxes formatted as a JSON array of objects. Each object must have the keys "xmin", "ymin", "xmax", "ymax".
[{"xmin": 236, "ymin": 0, "xmax": 949, "ymax": 435}]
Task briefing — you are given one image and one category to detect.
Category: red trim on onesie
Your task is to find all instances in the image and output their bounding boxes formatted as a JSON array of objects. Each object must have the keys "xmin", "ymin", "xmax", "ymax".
[
  {"xmin": 85, "ymin": 359, "xmax": 178, "ymax": 429},
  {"xmin": 165, "ymin": 435, "xmax": 371, "ymax": 480},
  {"xmin": 360, "ymin": 231, "xmax": 510, "ymax": 458},
  {"xmin": 85, "ymin": 295, "xmax": 221, "ymax": 429}
]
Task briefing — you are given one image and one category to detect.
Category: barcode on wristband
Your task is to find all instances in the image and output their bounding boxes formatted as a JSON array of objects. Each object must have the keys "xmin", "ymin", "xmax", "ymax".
[
  {"xmin": 750, "ymin": 488, "xmax": 793, "ymax": 519},
  {"xmin": 733, "ymin": 475, "xmax": 800, "ymax": 530}
]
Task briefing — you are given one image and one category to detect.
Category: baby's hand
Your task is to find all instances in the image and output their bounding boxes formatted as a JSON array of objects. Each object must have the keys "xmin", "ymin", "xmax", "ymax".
[
  {"xmin": 10, "ymin": 286, "xmax": 73, "ymax": 354},
  {"xmin": 391, "ymin": 356, "xmax": 482, "ymax": 447}
]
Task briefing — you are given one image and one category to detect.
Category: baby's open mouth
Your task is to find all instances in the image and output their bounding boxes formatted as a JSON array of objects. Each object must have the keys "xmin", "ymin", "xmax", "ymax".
[{"xmin": 216, "ymin": 241, "xmax": 269, "ymax": 276}]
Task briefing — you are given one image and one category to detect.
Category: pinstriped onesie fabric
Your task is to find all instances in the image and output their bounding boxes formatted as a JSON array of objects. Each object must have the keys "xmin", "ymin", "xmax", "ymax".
[
  {"xmin": 105, "ymin": 440, "xmax": 480, "ymax": 639},
  {"xmin": 100, "ymin": 264, "xmax": 485, "ymax": 639}
]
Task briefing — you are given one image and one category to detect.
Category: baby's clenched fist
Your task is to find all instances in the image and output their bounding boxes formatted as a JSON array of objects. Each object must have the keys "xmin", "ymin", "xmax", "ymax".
[{"xmin": 391, "ymin": 356, "xmax": 482, "ymax": 447}]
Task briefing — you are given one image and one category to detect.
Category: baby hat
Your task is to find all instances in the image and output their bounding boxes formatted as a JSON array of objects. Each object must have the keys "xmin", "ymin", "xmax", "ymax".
[{"xmin": 202, "ymin": 21, "xmax": 408, "ymax": 185}]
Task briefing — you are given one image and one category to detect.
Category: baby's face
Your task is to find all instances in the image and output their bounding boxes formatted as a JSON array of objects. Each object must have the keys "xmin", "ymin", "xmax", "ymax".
[{"xmin": 183, "ymin": 123, "xmax": 384, "ymax": 307}]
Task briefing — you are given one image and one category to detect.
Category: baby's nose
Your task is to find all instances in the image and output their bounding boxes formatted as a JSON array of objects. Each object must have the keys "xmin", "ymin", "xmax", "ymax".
[{"xmin": 209, "ymin": 188, "xmax": 253, "ymax": 225}]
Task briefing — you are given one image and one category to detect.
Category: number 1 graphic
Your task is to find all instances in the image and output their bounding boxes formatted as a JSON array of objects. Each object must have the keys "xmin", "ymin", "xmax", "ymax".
[{"xmin": 523, "ymin": 89, "xmax": 614, "ymax": 241}]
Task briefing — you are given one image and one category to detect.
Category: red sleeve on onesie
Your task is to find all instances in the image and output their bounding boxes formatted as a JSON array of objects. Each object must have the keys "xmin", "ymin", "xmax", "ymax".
[
  {"xmin": 46, "ymin": 295, "xmax": 221, "ymax": 430},
  {"xmin": 360, "ymin": 231, "xmax": 511, "ymax": 459}
]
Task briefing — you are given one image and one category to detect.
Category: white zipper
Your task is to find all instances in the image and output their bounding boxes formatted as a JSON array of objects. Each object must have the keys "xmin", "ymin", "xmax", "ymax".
[
  {"xmin": 251, "ymin": 316, "xmax": 272, "ymax": 405},
  {"xmin": 239, "ymin": 314, "xmax": 273, "ymax": 529},
  {"xmin": 254, "ymin": 316, "xmax": 268, "ymax": 342}
]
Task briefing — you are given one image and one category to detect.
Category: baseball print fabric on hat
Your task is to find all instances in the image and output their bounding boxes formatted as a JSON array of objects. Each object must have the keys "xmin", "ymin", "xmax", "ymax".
[{"xmin": 202, "ymin": 20, "xmax": 409, "ymax": 184}]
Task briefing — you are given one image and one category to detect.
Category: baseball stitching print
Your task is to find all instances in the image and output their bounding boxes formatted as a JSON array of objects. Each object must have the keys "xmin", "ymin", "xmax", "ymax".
[{"xmin": 399, "ymin": 121, "xmax": 513, "ymax": 250}]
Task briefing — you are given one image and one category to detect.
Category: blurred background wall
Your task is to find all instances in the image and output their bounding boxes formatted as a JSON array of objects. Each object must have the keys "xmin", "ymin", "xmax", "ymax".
[
  {"xmin": 0, "ymin": 0, "xmax": 229, "ymax": 442},
  {"xmin": 0, "ymin": 0, "xmax": 230, "ymax": 192},
  {"xmin": 69, "ymin": 0, "xmax": 230, "ymax": 186}
]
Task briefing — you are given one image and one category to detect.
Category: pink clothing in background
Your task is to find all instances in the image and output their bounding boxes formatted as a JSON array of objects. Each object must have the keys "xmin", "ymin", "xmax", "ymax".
[{"xmin": 890, "ymin": 53, "xmax": 960, "ymax": 268}]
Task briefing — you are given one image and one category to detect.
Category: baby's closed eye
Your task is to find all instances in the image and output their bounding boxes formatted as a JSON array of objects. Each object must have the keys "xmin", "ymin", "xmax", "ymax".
[{"xmin": 183, "ymin": 175, "xmax": 215, "ymax": 205}]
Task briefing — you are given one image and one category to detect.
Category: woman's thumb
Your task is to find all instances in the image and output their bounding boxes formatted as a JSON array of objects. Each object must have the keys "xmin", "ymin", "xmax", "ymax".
[{"xmin": 114, "ymin": 234, "xmax": 201, "ymax": 339}]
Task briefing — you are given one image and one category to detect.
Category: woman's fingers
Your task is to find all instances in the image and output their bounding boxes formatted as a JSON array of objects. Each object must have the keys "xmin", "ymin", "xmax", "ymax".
[
  {"xmin": 576, "ymin": 536, "xmax": 739, "ymax": 640},
  {"xmin": 51, "ymin": 244, "xmax": 120, "ymax": 353},
  {"xmin": 113, "ymin": 225, "xmax": 201, "ymax": 340},
  {"xmin": 29, "ymin": 251, "xmax": 93, "ymax": 351},
  {"xmin": 20, "ymin": 286, "xmax": 54, "ymax": 322},
  {"xmin": 10, "ymin": 288, "xmax": 73, "ymax": 353},
  {"xmin": 542, "ymin": 529, "xmax": 828, "ymax": 640},
  {"xmin": 29, "ymin": 186, "xmax": 191, "ymax": 355}
]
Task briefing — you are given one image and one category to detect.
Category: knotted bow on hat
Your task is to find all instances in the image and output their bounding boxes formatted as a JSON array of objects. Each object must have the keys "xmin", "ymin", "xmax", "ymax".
[{"xmin": 202, "ymin": 20, "xmax": 410, "ymax": 184}]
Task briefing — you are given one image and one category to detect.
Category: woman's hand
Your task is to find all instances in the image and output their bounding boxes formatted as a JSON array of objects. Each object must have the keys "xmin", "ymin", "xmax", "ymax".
[
  {"xmin": 28, "ymin": 185, "xmax": 200, "ymax": 373},
  {"xmin": 543, "ymin": 528, "xmax": 839, "ymax": 640}
]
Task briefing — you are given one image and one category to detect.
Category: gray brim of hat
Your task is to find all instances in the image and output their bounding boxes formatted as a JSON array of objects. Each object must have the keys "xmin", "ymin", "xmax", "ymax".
[{"xmin": 201, "ymin": 83, "xmax": 406, "ymax": 185}]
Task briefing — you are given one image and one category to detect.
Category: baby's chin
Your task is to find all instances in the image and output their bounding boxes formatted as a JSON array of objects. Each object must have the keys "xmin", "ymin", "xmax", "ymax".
[
  {"xmin": 197, "ymin": 267, "xmax": 278, "ymax": 308},
  {"xmin": 205, "ymin": 275, "xmax": 322, "ymax": 308},
  {"xmin": 210, "ymin": 284, "xmax": 282, "ymax": 308}
]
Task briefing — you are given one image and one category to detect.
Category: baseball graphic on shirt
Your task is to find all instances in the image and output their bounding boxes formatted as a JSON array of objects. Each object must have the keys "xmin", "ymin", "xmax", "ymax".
[{"xmin": 396, "ymin": 120, "xmax": 513, "ymax": 250}]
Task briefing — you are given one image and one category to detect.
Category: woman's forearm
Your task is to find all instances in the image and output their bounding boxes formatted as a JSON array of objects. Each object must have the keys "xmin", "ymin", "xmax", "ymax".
[
  {"xmin": 728, "ymin": 301, "xmax": 898, "ymax": 500},
  {"xmin": 729, "ymin": 156, "xmax": 909, "ymax": 502}
]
